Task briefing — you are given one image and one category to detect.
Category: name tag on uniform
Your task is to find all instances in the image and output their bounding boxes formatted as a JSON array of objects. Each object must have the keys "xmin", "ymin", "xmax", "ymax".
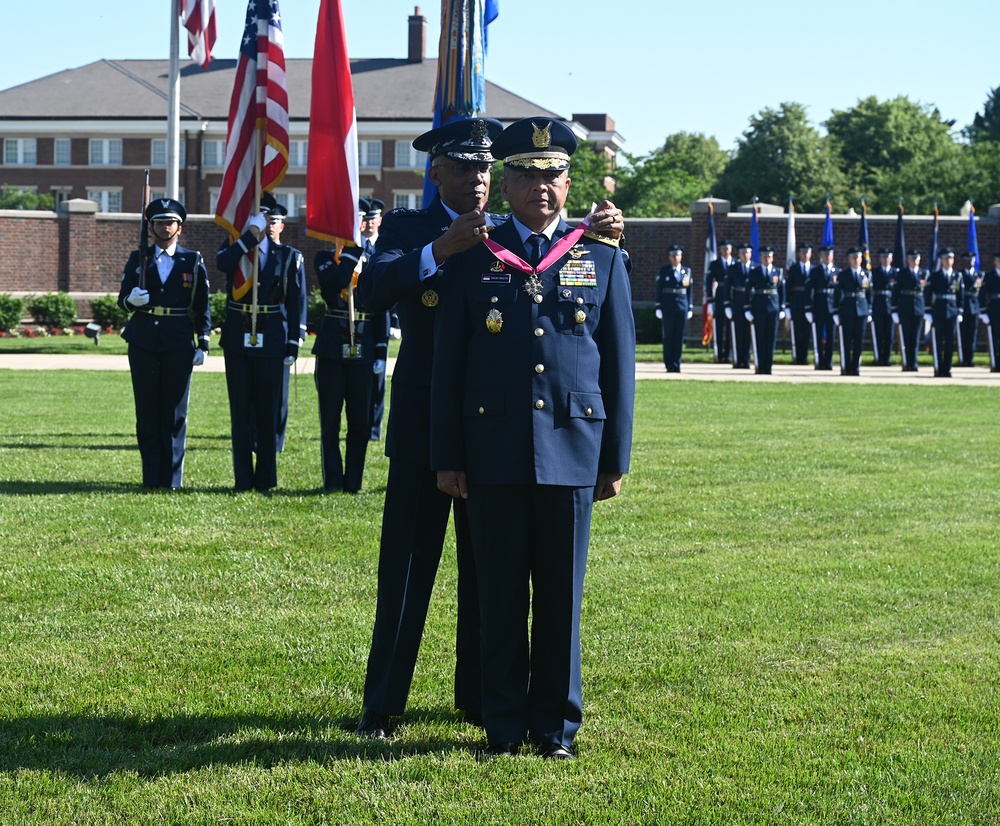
[
  {"xmin": 481, "ymin": 273, "xmax": 511, "ymax": 284},
  {"xmin": 559, "ymin": 259, "xmax": 597, "ymax": 287},
  {"xmin": 243, "ymin": 332, "xmax": 264, "ymax": 348}
]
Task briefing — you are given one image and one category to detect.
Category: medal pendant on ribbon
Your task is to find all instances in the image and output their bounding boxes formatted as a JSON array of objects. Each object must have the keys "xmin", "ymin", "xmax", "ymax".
[
  {"xmin": 422, "ymin": 289, "xmax": 439, "ymax": 307},
  {"xmin": 523, "ymin": 273, "xmax": 544, "ymax": 297}
]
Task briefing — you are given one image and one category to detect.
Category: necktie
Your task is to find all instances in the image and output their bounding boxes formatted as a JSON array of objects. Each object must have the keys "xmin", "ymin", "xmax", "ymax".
[{"xmin": 526, "ymin": 234, "xmax": 543, "ymax": 267}]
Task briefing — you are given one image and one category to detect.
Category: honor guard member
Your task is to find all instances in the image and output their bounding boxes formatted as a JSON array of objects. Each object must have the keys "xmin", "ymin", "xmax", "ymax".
[
  {"xmin": 957, "ymin": 250, "xmax": 982, "ymax": 367},
  {"xmin": 705, "ymin": 240, "xmax": 733, "ymax": 362},
  {"xmin": 118, "ymin": 197, "xmax": 210, "ymax": 489},
  {"xmin": 431, "ymin": 118, "xmax": 635, "ymax": 760},
  {"xmin": 923, "ymin": 247, "xmax": 963, "ymax": 378},
  {"xmin": 834, "ymin": 247, "xmax": 872, "ymax": 376},
  {"xmin": 980, "ymin": 253, "xmax": 1000, "ymax": 371},
  {"xmin": 312, "ymin": 246, "xmax": 388, "ymax": 492},
  {"xmin": 723, "ymin": 242, "xmax": 754, "ymax": 368},
  {"xmin": 786, "ymin": 242, "xmax": 813, "ymax": 365},
  {"xmin": 257, "ymin": 195, "xmax": 306, "ymax": 453},
  {"xmin": 655, "ymin": 243, "xmax": 693, "ymax": 372},
  {"xmin": 744, "ymin": 244, "xmax": 786, "ymax": 374},
  {"xmin": 890, "ymin": 249, "xmax": 928, "ymax": 372},
  {"xmin": 870, "ymin": 248, "xmax": 897, "ymax": 366},
  {"xmin": 805, "ymin": 245, "xmax": 838, "ymax": 370},
  {"xmin": 359, "ymin": 198, "xmax": 390, "ymax": 440},
  {"xmin": 355, "ymin": 116, "xmax": 626, "ymax": 740},
  {"xmin": 217, "ymin": 195, "xmax": 306, "ymax": 491}
]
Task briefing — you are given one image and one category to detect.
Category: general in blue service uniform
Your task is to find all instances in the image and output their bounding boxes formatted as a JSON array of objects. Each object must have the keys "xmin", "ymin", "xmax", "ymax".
[
  {"xmin": 431, "ymin": 119, "xmax": 635, "ymax": 760},
  {"xmin": 118, "ymin": 197, "xmax": 210, "ymax": 489}
]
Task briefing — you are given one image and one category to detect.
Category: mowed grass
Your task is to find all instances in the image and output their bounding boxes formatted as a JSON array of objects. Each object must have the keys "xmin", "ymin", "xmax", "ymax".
[{"xmin": 0, "ymin": 368, "xmax": 997, "ymax": 825}]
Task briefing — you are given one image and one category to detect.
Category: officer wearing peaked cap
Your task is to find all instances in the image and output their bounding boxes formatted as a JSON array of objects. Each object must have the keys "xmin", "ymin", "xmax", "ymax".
[
  {"xmin": 431, "ymin": 117, "xmax": 635, "ymax": 759},
  {"xmin": 217, "ymin": 192, "xmax": 306, "ymax": 491},
  {"xmin": 359, "ymin": 197, "xmax": 391, "ymax": 441},
  {"xmin": 870, "ymin": 248, "xmax": 897, "ymax": 365},
  {"xmin": 723, "ymin": 242, "xmax": 754, "ymax": 369},
  {"xmin": 805, "ymin": 245, "xmax": 839, "ymax": 370},
  {"xmin": 117, "ymin": 197, "xmax": 210, "ymax": 489},
  {"xmin": 924, "ymin": 247, "xmax": 963, "ymax": 377},
  {"xmin": 655, "ymin": 243, "xmax": 693, "ymax": 372},
  {"xmin": 705, "ymin": 240, "xmax": 733, "ymax": 362},
  {"xmin": 980, "ymin": 253, "xmax": 1000, "ymax": 371},
  {"xmin": 958, "ymin": 250, "xmax": 982, "ymax": 367},
  {"xmin": 835, "ymin": 246, "xmax": 871, "ymax": 376},
  {"xmin": 786, "ymin": 242, "xmax": 813, "ymax": 365},
  {"xmin": 745, "ymin": 244, "xmax": 786, "ymax": 374},
  {"xmin": 890, "ymin": 249, "xmax": 927, "ymax": 372}
]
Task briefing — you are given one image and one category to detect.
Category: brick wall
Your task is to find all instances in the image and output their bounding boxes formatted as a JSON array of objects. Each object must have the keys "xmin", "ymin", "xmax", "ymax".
[{"xmin": 2, "ymin": 200, "xmax": 997, "ymax": 322}]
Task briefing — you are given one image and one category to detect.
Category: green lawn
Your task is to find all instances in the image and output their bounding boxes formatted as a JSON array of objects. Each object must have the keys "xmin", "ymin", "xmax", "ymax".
[{"xmin": 0, "ymin": 370, "xmax": 997, "ymax": 825}]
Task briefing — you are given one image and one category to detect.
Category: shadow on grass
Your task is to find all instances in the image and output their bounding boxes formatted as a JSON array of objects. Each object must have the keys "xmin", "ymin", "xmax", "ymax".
[{"xmin": 0, "ymin": 708, "xmax": 477, "ymax": 777}]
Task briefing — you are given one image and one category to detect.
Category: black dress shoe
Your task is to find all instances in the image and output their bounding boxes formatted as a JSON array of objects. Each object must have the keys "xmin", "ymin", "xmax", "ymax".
[
  {"xmin": 356, "ymin": 708, "xmax": 392, "ymax": 739},
  {"xmin": 539, "ymin": 743, "xmax": 575, "ymax": 760},
  {"xmin": 479, "ymin": 742, "xmax": 520, "ymax": 758}
]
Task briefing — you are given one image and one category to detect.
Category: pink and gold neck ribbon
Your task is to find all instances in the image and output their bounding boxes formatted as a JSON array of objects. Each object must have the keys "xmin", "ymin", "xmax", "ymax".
[{"xmin": 483, "ymin": 205, "xmax": 595, "ymax": 275}]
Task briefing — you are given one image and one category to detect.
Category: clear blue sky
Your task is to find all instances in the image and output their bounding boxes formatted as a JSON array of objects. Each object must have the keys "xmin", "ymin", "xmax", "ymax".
[{"xmin": 6, "ymin": 0, "xmax": 996, "ymax": 157}]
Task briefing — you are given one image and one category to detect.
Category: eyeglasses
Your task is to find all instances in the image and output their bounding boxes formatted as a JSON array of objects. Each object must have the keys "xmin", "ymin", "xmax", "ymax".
[{"xmin": 433, "ymin": 162, "xmax": 492, "ymax": 175}]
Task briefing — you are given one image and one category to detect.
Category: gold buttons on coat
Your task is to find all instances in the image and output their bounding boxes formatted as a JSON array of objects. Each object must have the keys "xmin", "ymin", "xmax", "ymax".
[
  {"xmin": 533, "ymin": 294, "xmax": 543, "ymax": 304},
  {"xmin": 534, "ymin": 399, "xmax": 545, "ymax": 410},
  {"xmin": 534, "ymin": 364, "xmax": 545, "ymax": 373},
  {"xmin": 585, "ymin": 407, "xmax": 593, "ymax": 416},
  {"xmin": 534, "ymin": 327, "xmax": 544, "ymax": 337},
  {"xmin": 478, "ymin": 406, "xmax": 485, "ymax": 414}
]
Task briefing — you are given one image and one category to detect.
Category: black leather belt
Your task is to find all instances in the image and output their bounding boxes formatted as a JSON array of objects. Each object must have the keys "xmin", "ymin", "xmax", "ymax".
[
  {"xmin": 661, "ymin": 288, "xmax": 687, "ymax": 295},
  {"xmin": 757, "ymin": 289, "xmax": 778, "ymax": 295},
  {"xmin": 326, "ymin": 310, "xmax": 371, "ymax": 321}
]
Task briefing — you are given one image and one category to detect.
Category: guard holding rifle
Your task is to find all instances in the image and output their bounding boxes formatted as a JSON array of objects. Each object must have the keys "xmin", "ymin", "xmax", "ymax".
[
  {"xmin": 117, "ymin": 196, "xmax": 210, "ymax": 489},
  {"xmin": 312, "ymin": 243, "xmax": 388, "ymax": 493},
  {"xmin": 217, "ymin": 193, "xmax": 306, "ymax": 492}
]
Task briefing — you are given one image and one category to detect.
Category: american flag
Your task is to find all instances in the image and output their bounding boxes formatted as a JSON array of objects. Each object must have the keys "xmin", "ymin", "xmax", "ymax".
[
  {"xmin": 215, "ymin": 0, "xmax": 290, "ymax": 299},
  {"xmin": 180, "ymin": 0, "xmax": 217, "ymax": 70},
  {"xmin": 305, "ymin": 0, "xmax": 359, "ymax": 246}
]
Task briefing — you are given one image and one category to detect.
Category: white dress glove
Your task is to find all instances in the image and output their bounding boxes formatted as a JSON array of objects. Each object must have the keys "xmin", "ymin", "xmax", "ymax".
[
  {"xmin": 891, "ymin": 312, "xmax": 900, "ymax": 325},
  {"xmin": 283, "ymin": 355, "xmax": 296, "ymax": 367},
  {"xmin": 373, "ymin": 358, "xmax": 386, "ymax": 375},
  {"xmin": 686, "ymin": 310, "xmax": 693, "ymax": 320},
  {"xmin": 128, "ymin": 287, "xmax": 150, "ymax": 307},
  {"xmin": 248, "ymin": 212, "xmax": 267, "ymax": 234},
  {"xmin": 833, "ymin": 314, "xmax": 841, "ymax": 327},
  {"xmin": 655, "ymin": 308, "xmax": 663, "ymax": 320},
  {"xmin": 866, "ymin": 315, "xmax": 873, "ymax": 323},
  {"xmin": 957, "ymin": 314, "xmax": 963, "ymax": 323},
  {"xmin": 192, "ymin": 349, "xmax": 206, "ymax": 366},
  {"xmin": 981, "ymin": 313, "xmax": 990, "ymax": 325},
  {"xmin": 805, "ymin": 311, "xmax": 814, "ymax": 324},
  {"xmin": 725, "ymin": 307, "xmax": 733, "ymax": 320},
  {"xmin": 744, "ymin": 310, "xmax": 754, "ymax": 323},
  {"xmin": 705, "ymin": 303, "xmax": 714, "ymax": 319},
  {"xmin": 779, "ymin": 310, "xmax": 786, "ymax": 320}
]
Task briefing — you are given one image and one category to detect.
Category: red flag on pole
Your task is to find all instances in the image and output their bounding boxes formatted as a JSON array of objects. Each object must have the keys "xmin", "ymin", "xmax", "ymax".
[
  {"xmin": 214, "ymin": 0, "xmax": 290, "ymax": 299},
  {"xmin": 306, "ymin": 0, "xmax": 360, "ymax": 246},
  {"xmin": 180, "ymin": 0, "xmax": 217, "ymax": 70}
]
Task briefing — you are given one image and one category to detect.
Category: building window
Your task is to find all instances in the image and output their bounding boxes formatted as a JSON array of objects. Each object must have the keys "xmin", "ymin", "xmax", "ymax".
[
  {"xmin": 54, "ymin": 139, "xmax": 71, "ymax": 166},
  {"xmin": 50, "ymin": 186, "xmax": 73, "ymax": 209},
  {"xmin": 150, "ymin": 189, "xmax": 186, "ymax": 205},
  {"xmin": 394, "ymin": 192, "xmax": 421, "ymax": 210},
  {"xmin": 88, "ymin": 189, "xmax": 123, "ymax": 213},
  {"xmin": 202, "ymin": 140, "xmax": 226, "ymax": 167},
  {"xmin": 394, "ymin": 141, "xmax": 425, "ymax": 169},
  {"xmin": 288, "ymin": 140, "xmax": 308, "ymax": 168},
  {"xmin": 4, "ymin": 138, "xmax": 37, "ymax": 165},
  {"xmin": 360, "ymin": 140, "xmax": 382, "ymax": 169},
  {"xmin": 89, "ymin": 139, "xmax": 122, "ymax": 166},
  {"xmin": 151, "ymin": 139, "xmax": 187, "ymax": 167}
]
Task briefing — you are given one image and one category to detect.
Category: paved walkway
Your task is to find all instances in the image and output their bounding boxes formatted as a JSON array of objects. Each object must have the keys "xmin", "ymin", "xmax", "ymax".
[{"xmin": 1, "ymin": 353, "xmax": 998, "ymax": 386}]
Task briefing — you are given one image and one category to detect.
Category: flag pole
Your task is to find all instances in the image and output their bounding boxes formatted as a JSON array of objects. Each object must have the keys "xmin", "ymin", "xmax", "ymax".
[
  {"xmin": 250, "ymin": 124, "xmax": 262, "ymax": 345},
  {"xmin": 167, "ymin": 0, "xmax": 181, "ymax": 199}
]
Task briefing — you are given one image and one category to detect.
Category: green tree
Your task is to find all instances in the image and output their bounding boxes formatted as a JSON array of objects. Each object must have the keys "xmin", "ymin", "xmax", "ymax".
[
  {"xmin": 0, "ymin": 187, "xmax": 55, "ymax": 210},
  {"xmin": 825, "ymin": 95, "xmax": 963, "ymax": 212},
  {"xmin": 612, "ymin": 132, "xmax": 729, "ymax": 217},
  {"xmin": 966, "ymin": 86, "xmax": 1000, "ymax": 144},
  {"xmin": 715, "ymin": 103, "xmax": 845, "ymax": 212}
]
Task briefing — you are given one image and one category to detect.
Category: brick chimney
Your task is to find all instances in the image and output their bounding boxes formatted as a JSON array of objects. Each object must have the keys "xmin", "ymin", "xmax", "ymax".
[{"xmin": 408, "ymin": 7, "xmax": 426, "ymax": 63}]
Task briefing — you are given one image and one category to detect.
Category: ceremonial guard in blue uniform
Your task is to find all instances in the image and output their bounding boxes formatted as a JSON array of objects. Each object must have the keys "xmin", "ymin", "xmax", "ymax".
[
  {"xmin": 359, "ymin": 198, "xmax": 390, "ymax": 441},
  {"xmin": 805, "ymin": 245, "xmax": 838, "ymax": 370},
  {"xmin": 217, "ymin": 196, "xmax": 306, "ymax": 491},
  {"xmin": 890, "ymin": 249, "xmax": 927, "ymax": 372},
  {"xmin": 834, "ymin": 247, "xmax": 871, "ymax": 376},
  {"xmin": 870, "ymin": 249, "xmax": 897, "ymax": 365},
  {"xmin": 786, "ymin": 242, "xmax": 813, "ymax": 365},
  {"xmin": 258, "ymin": 195, "xmax": 306, "ymax": 454},
  {"xmin": 981, "ymin": 253, "xmax": 1000, "ymax": 372},
  {"xmin": 723, "ymin": 242, "xmax": 754, "ymax": 369},
  {"xmin": 923, "ymin": 248, "xmax": 963, "ymax": 378},
  {"xmin": 432, "ymin": 119, "xmax": 635, "ymax": 760},
  {"xmin": 312, "ymin": 245, "xmax": 388, "ymax": 492},
  {"xmin": 118, "ymin": 198, "xmax": 210, "ymax": 489},
  {"xmin": 957, "ymin": 251, "xmax": 982, "ymax": 367},
  {"xmin": 655, "ymin": 243, "xmax": 693, "ymax": 372},
  {"xmin": 744, "ymin": 245, "xmax": 786, "ymax": 374},
  {"xmin": 705, "ymin": 240, "xmax": 733, "ymax": 362}
]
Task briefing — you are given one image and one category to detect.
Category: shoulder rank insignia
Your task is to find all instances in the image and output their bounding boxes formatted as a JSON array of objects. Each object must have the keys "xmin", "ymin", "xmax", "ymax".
[{"xmin": 582, "ymin": 229, "xmax": 620, "ymax": 247}]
